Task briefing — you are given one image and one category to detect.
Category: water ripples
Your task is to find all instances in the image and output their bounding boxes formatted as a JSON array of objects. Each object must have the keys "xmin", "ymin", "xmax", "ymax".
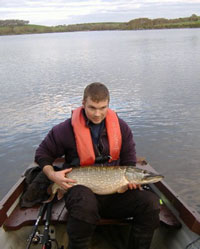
[{"xmin": 0, "ymin": 30, "xmax": 200, "ymax": 212}]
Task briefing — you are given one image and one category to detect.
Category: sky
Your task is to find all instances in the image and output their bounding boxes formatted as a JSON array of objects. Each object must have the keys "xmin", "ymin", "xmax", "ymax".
[{"xmin": 0, "ymin": 0, "xmax": 200, "ymax": 26}]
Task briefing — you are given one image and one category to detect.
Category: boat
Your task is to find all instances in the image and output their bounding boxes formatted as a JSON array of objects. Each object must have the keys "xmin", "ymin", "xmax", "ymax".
[{"xmin": 0, "ymin": 158, "xmax": 200, "ymax": 249}]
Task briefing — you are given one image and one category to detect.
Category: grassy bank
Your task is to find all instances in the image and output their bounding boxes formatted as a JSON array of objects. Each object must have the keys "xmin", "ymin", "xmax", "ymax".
[
  {"xmin": 0, "ymin": 24, "xmax": 53, "ymax": 35},
  {"xmin": 1, "ymin": 15, "xmax": 200, "ymax": 36}
]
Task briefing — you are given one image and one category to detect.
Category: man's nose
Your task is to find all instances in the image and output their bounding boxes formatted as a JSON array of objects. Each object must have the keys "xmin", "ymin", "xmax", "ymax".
[{"xmin": 94, "ymin": 109, "xmax": 101, "ymax": 116}]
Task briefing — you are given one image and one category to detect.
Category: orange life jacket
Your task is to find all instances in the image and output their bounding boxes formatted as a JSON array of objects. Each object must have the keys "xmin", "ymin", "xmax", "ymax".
[{"xmin": 71, "ymin": 107, "xmax": 122, "ymax": 166}]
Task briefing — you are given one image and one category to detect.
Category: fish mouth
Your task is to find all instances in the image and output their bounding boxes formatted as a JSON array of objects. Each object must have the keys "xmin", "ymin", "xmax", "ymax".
[
  {"xmin": 142, "ymin": 175, "xmax": 164, "ymax": 184},
  {"xmin": 125, "ymin": 167, "xmax": 164, "ymax": 184}
]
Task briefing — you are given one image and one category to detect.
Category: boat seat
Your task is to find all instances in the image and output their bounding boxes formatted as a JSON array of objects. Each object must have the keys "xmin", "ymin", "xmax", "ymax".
[{"xmin": 3, "ymin": 198, "xmax": 181, "ymax": 231}]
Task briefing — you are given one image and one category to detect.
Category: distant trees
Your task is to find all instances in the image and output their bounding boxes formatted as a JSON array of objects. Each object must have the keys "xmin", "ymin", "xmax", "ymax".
[
  {"xmin": 128, "ymin": 18, "xmax": 153, "ymax": 29},
  {"xmin": 0, "ymin": 15, "xmax": 200, "ymax": 36},
  {"xmin": 189, "ymin": 14, "xmax": 199, "ymax": 21},
  {"xmin": 0, "ymin": 19, "xmax": 29, "ymax": 26},
  {"xmin": 59, "ymin": 22, "xmax": 126, "ymax": 32},
  {"xmin": 54, "ymin": 14, "xmax": 200, "ymax": 32},
  {"xmin": 127, "ymin": 14, "xmax": 200, "ymax": 30}
]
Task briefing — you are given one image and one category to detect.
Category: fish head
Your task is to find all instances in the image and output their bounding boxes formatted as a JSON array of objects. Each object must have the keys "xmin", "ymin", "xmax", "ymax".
[{"xmin": 125, "ymin": 167, "xmax": 164, "ymax": 185}]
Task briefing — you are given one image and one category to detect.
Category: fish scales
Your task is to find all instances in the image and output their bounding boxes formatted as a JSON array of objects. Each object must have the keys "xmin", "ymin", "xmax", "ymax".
[
  {"xmin": 68, "ymin": 166, "xmax": 128, "ymax": 195},
  {"xmin": 51, "ymin": 166, "xmax": 164, "ymax": 196}
]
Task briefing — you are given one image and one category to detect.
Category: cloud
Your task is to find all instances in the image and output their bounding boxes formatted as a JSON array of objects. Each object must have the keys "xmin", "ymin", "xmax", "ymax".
[
  {"xmin": 0, "ymin": 0, "xmax": 199, "ymax": 25},
  {"xmin": 0, "ymin": 0, "xmax": 141, "ymax": 24}
]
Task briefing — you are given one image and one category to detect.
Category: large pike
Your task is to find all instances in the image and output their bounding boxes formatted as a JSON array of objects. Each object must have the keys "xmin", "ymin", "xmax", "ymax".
[{"xmin": 50, "ymin": 166, "xmax": 163, "ymax": 198}]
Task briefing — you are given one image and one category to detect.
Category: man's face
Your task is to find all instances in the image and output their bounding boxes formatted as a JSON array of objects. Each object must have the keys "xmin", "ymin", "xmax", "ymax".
[{"xmin": 83, "ymin": 97, "xmax": 109, "ymax": 124}]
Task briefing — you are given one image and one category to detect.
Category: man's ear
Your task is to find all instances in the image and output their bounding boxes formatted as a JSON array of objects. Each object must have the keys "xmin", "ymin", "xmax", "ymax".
[{"xmin": 82, "ymin": 100, "xmax": 85, "ymax": 108}]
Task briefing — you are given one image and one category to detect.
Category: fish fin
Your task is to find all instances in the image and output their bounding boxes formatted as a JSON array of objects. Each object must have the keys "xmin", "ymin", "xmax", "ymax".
[
  {"xmin": 57, "ymin": 189, "xmax": 66, "ymax": 200},
  {"xmin": 46, "ymin": 183, "xmax": 67, "ymax": 201},
  {"xmin": 44, "ymin": 188, "xmax": 66, "ymax": 202},
  {"xmin": 44, "ymin": 184, "xmax": 57, "ymax": 203},
  {"xmin": 117, "ymin": 185, "xmax": 128, "ymax": 193},
  {"xmin": 43, "ymin": 193, "xmax": 56, "ymax": 203},
  {"xmin": 47, "ymin": 183, "xmax": 58, "ymax": 195}
]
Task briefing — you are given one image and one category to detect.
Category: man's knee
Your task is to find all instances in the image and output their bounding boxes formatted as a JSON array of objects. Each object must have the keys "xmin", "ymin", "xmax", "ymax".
[
  {"xmin": 135, "ymin": 190, "xmax": 160, "ymax": 230},
  {"xmin": 143, "ymin": 190, "xmax": 160, "ymax": 212},
  {"xmin": 64, "ymin": 185, "xmax": 100, "ymax": 224},
  {"xmin": 128, "ymin": 189, "xmax": 160, "ymax": 213}
]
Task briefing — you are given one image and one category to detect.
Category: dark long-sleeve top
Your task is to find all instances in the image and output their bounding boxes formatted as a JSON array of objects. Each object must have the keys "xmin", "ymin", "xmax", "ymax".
[{"xmin": 35, "ymin": 117, "xmax": 137, "ymax": 169}]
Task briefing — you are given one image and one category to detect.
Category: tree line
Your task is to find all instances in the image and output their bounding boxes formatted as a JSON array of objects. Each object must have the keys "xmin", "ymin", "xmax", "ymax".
[
  {"xmin": 127, "ymin": 14, "xmax": 200, "ymax": 29},
  {"xmin": 0, "ymin": 14, "xmax": 200, "ymax": 35},
  {"xmin": 0, "ymin": 19, "xmax": 29, "ymax": 26}
]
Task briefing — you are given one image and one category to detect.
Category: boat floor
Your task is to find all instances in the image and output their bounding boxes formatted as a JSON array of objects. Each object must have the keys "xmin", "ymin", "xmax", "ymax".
[
  {"xmin": 1, "ymin": 194, "xmax": 183, "ymax": 249},
  {"xmin": 0, "ymin": 221, "xmax": 177, "ymax": 249},
  {"xmin": 90, "ymin": 224, "xmax": 171, "ymax": 249}
]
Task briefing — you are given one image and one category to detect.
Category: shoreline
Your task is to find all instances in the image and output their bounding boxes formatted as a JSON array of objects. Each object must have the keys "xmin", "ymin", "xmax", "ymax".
[
  {"xmin": 1, "ymin": 15, "xmax": 200, "ymax": 36},
  {"xmin": 1, "ymin": 26, "xmax": 200, "ymax": 37}
]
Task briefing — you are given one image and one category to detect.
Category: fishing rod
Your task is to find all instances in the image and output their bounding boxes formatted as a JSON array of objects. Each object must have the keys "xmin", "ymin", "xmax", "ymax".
[
  {"xmin": 26, "ymin": 197, "xmax": 62, "ymax": 249},
  {"xmin": 26, "ymin": 203, "xmax": 48, "ymax": 249},
  {"xmin": 41, "ymin": 200, "xmax": 54, "ymax": 249}
]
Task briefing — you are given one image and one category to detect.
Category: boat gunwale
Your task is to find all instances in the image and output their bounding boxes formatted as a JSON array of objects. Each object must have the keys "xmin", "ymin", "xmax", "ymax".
[
  {"xmin": 140, "ymin": 163, "xmax": 200, "ymax": 235},
  {"xmin": 0, "ymin": 176, "xmax": 25, "ymax": 227},
  {"xmin": 155, "ymin": 180, "xmax": 200, "ymax": 235}
]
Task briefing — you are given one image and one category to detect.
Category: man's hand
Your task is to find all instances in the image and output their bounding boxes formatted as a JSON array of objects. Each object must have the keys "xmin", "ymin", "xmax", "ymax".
[
  {"xmin": 43, "ymin": 166, "xmax": 76, "ymax": 190},
  {"xmin": 128, "ymin": 183, "xmax": 143, "ymax": 191}
]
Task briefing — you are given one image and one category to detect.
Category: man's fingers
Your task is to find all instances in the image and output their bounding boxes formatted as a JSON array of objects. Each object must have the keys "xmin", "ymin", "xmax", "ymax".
[
  {"xmin": 128, "ymin": 183, "xmax": 143, "ymax": 190},
  {"xmin": 66, "ymin": 178, "xmax": 76, "ymax": 183},
  {"xmin": 128, "ymin": 183, "xmax": 135, "ymax": 190},
  {"xmin": 63, "ymin": 168, "xmax": 73, "ymax": 174},
  {"xmin": 138, "ymin": 185, "xmax": 143, "ymax": 191},
  {"xmin": 60, "ymin": 181, "xmax": 75, "ymax": 190}
]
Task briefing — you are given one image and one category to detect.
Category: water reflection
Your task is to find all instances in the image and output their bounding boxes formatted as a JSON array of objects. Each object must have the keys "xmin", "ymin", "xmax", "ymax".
[{"xmin": 0, "ymin": 30, "xmax": 200, "ymax": 211}]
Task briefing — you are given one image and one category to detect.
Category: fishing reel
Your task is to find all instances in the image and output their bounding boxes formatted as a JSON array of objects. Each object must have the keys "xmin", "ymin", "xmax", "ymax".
[
  {"xmin": 27, "ymin": 230, "xmax": 52, "ymax": 248},
  {"xmin": 26, "ymin": 202, "xmax": 63, "ymax": 249},
  {"xmin": 30, "ymin": 231, "xmax": 42, "ymax": 244},
  {"xmin": 31, "ymin": 230, "xmax": 64, "ymax": 249}
]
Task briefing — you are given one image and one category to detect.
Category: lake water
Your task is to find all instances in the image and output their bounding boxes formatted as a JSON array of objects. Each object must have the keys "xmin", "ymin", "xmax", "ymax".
[{"xmin": 0, "ymin": 29, "xmax": 200, "ymax": 212}]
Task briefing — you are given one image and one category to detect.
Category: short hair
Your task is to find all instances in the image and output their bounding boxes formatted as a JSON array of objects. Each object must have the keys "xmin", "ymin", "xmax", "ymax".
[{"xmin": 83, "ymin": 82, "xmax": 110, "ymax": 102}]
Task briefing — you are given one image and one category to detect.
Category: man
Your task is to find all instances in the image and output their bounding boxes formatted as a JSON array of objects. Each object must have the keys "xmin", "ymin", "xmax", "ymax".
[{"xmin": 35, "ymin": 82, "xmax": 160, "ymax": 249}]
